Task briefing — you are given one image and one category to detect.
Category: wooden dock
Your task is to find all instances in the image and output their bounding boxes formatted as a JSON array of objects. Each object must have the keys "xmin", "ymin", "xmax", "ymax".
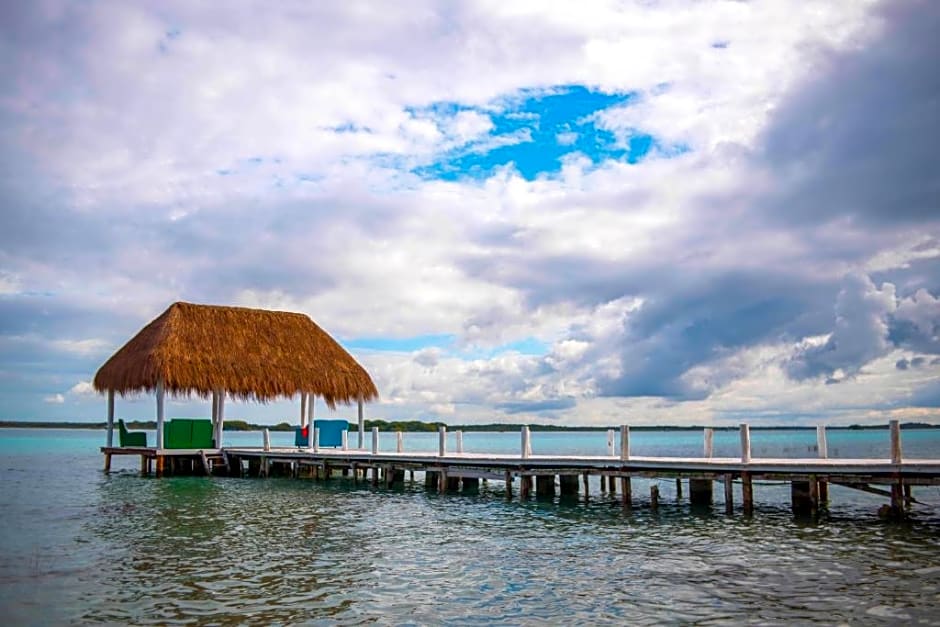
[{"xmin": 102, "ymin": 421, "xmax": 940, "ymax": 519}]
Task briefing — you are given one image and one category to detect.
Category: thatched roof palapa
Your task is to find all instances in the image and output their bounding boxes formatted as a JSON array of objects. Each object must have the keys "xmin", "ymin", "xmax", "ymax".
[{"xmin": 93, "ymin": 302, "xmax": 378, "ymax": 409}]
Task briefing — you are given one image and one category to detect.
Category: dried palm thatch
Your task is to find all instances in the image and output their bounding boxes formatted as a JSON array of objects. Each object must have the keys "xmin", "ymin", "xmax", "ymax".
[{"xmin": 93, "ymin": 302, "xmax": 378, "ymax": 408}]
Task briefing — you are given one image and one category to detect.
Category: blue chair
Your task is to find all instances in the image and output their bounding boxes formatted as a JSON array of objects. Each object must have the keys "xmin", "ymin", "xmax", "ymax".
[
  {"xmin": 314, "ymin": 419, "xmax": 348, "ymax": 447},
  {"xmin": 294, "ymin": 426, "xmax": 309, "ymax": 447}
]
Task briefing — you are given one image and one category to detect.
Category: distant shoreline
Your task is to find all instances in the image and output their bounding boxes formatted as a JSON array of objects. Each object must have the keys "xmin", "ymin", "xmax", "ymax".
[{"xmin": 1, "ymin": 419, "xmax": 937, "ymax": 432}]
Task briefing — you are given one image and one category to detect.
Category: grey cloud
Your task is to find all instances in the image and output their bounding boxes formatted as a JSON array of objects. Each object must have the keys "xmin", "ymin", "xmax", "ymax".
[
  {"xmin": 495, "ymin": 398, "xmax": 576, "ymax": 414},
  {"xmin": 758, "ymin": 0, "xmax": 940, "ymax": 227},
  {"xmin": 896, "ymin": 358, "xmax": 909, "ymax": 370}
]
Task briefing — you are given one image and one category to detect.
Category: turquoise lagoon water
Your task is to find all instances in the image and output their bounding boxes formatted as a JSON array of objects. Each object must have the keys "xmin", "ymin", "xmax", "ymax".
[{"xmin": 2, "ymin": 427, "xmax": 940, "ymax": 625}]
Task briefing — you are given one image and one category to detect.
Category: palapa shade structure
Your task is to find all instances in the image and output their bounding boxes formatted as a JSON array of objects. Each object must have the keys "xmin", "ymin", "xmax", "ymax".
[{"xmin": 94, "ymin": 301, "xmax": 378, "ymax": 449}]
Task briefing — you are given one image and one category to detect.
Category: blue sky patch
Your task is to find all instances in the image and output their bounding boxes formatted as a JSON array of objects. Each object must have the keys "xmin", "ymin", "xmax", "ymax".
[{"xmin": 412, "ymin": 85, "xmax": 663, "ymax": 181}]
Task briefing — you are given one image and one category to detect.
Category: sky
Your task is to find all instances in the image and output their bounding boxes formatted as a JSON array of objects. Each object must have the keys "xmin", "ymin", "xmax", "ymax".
[{"xmin": 0, "ymin": 0, "xmax": 938, "ymax": 427}]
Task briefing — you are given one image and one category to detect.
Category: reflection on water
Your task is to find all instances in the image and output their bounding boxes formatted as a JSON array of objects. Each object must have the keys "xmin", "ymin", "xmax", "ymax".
[{"xmin": 2, "ymin": 429, "xmax": 940, "ymax": 625}]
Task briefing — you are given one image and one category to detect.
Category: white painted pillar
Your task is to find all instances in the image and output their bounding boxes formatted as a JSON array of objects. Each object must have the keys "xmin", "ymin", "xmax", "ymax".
[
  {"xmin": 620, "ymin": 425, "xmax": 630, "ymax": 461},
  {"xmin": 740, "ymin": 423, "xmax": 751, "ymax": 464},
  {"xmin": 816, "ymin": 425, "xmax": 828, "ymax": 459},
  {"xmin": 300, "ymin": 393, "xmax": 307, "ymax": 428},
  {"xmin": 313, "ymin": 427, "xmax": 320, "ymax": 453},
  {"xmin": 358, "ymin": 398, "xmax": 365, "ymax": 449},
  {"xmin": 521, "ymin": 426, "xmax": 531, "ymax": 460},
  {"xmin": 704, "ymin": 427, "xmax": 714, "ymax": 459},
  {"xmin": 211, "ymin": 391, "xmax": 218, "ymax": 433},
  {"xmin": 890, "ymin": 420, "xmax": 902, "ymax": 464},
  {"xmin": 438, "ymin": 425, "xmax": 447, "ymax": 457},
  {"xmin": 396, "ymin": 431, "xmax": 404, "ymax": 453},
  {"xmin": 371, "ymin": 426, "xmax": 379, "ymax": 455},
  {"xmin": 342, "ymin": 430, "xmax": 348, "ymax": 451},
  {"xmin": 106, "ymin": 389, "xmax": 115, "ymax": 447},
  {"xmin": 216, "ymin": 392, "xmax": 225, "ymax": 448},
  {"xmin": 456, "ymin": 430, "xmax": 463, "ymax": 454},
  {"xmin": 263, "ymin": 428, "xmax": 271, "ymax": 452},
  {"xmin": 156, "ymin": 379, "xmax": 165, "ymax": 449},
  {"xmin": 308, "ymin": 394, "xmax": 315, "ymax": 426},
  {"xmin": 606, "ymin": 429, "xmax": 615, "ymax": 456}
]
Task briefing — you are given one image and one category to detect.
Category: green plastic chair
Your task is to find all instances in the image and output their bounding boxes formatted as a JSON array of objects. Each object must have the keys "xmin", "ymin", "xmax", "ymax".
[{"xmin": 118, "ymin": 419, "xmax": 147, "ymax": 447}]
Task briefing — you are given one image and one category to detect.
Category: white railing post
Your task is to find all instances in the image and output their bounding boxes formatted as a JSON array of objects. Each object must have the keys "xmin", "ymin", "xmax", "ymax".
[
  {"xmin": 342, "ymin": 430, "xmax": 348, "ymax": 451},
  {"xmin": 740, "ymin": 423, "xmax": 751, "ymax": 464},
  {"xmin": 313, "ymin": 427, "xmax": 320, "ymax": 453},
  {"xmin": 620, "ymin": 425, "xmax": 630, "ymax": 461},
  {"xmin": 817, "ymin": 425, "xmax": 828, "ymax": 459},
  {"xmin": 263, "ymin": 428, "xmax": 271, "ymax": 452},
  {"xmin": 704, "ymin": 427, "xmax": 714, "ymax": 459},
  {"xmin": 438, "ymin": 425, "xmax": 447, "ymax": 457},
  {"xmin": 521, "ymin": 426, "xmax": 531, "ymax": 460},
  {"xmin": 396, "ymin": 431, "xmax": 403, "ymax": 453},
  {"xmin": 890, "ymin": 420, "xmax": 902, "ymax": 464},
  {"xmin": 606, "ymin": 429, "xmax": 615, "ymax": 456},
  {"xmin": 456, "ymin": 430, "xmax": 464, "ymax": 454},
  {"xmin": 371, "ymin": 426, "xmax": 379, "ymax": 455}
]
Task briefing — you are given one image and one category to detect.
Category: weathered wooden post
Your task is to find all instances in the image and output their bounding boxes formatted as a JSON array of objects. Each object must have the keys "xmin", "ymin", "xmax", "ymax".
[
  {"xmin": 650, "ymin": 484, "xmax": 659, "ymax": 511},
  {"xmin": 263, "ymin": 428, "xmax": 271, "ymax": 452},
  {"xmin": 689, "ymin": 478, "xmax": 712, "ymax": 506},
  {"xmin": 582, "ymin": 473, "xmax": 590, "ymax": 499},
  {"xmin": 536, "ymin": 475, "xmax": 556, "ymax": 497},
  {"xmin": 724, "ymin": 476, "xmax": 734, "ymax": 515},
  {"xmin": 341, "ymin": 430, "xmax": 348, "ymax": 451},
  {"xmin": 313, "ymin": 427, "xmax": 320, "ymax": 453},
  {"xmin": 456, "ymin": 430, "xmax": 464, "ymax": 454},
  {"xmin": 396, "ymin": 431, "xmax": 404, "ymax": 453},
  {"xmin": 740, "ymin": 423, "xmax": 751, "ymax": 464},
  {"xmin": 704, "ymin": 427, "xmax": 714, "ymax": 459},
  {"xmin": 620, "ymin": 425, "xmax": 630, "ymax": 461},
  {"xmin": 620, "ymin": 476, "xmax": 631, "ymax": 509},
  {"xmin": 560, "ymin": 474, "xmax": 579, "ymax": 497},
  {"xmin": 438, "ymin": 425, "xmax": 447, "ymax": 457},
  {"xmin": 215, "ymin": 390, "xmax": 225, "ymax": 448},
  {"xmin": 504, "ymin": 471, "xmax": 513, "ymax": 498},
  {"xmin": 742, "ymin": 472, "xmax": 754, "ymax": 516},
  {"xmin": 300, "ymin": 392, "xmax": 307, "ymax": 428},
  {"xmin": 521, "ymin": 426, "xmax": 531, "ymax": 460},
  {"xmin": 676, "ymin": 478, "xmax": 682, "ymax": 500},
  {"xmin": 106, "ymin": 389, "xmax": 115, "ymax": 449},
  {"xmin": 372, "ymin": 427, "xmax": 379, "ymax": 455},
  {"xmin": 156, "ymin": 378, "xmax": 165, "ymax": 449},
  {"xmin": 890, "ymin": 420, "xmax": 902, "ymax": 464},
  {"xmin": 606, "ymin": 429, "xmax": 615, "ymax": 456},
  {"xmin": 817, "ymin": 425, "xmax": 829, "ymax": 505}
]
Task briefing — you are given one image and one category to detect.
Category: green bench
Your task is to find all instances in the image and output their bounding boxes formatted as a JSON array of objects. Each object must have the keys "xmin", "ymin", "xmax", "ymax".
[
  {"xmin": 163, "ymin": 418, "xmax": 215, "ymax": 449},
  {"xmin": 118, "ymin": 419, "xmax": 147, "ymax": 447}
]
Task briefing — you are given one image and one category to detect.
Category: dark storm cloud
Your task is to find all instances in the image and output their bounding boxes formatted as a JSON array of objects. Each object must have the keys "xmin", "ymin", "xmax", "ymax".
[{"xmin": 758, "ymin": 0, "xmax": 940, "ymax": 226}]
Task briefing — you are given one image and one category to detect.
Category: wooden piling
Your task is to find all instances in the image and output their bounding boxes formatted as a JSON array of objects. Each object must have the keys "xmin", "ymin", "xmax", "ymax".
[
  {"xmin": 620, "ymin": 476, "xmax": 631, "ymax": 509},
  {"xmin": 724, "ymin": 476, "xmax": 734, "ymax": 515},
  {"xmin": 650, "ymin": 484, "xmax": 659, "ymax": 511},
  {"xmin": 559, "ymin": 474, "xmax": 579, "ymax": 497},
  {"xmin": 609, "ymin": 475, "xmax": 617, "ymax": 495},
  {"xmin": 676, "ymin": 478, "xmax": 682, "ymax": 500},
  {"xmin": 890, "ymin": 420, "xmax": 902, "ymax": 464},
  {"xmin": 689, "ymin": 479, "xmax": 712, "ymax": 506},
  {"xmin": 536, "ymin": 475, "xmax": 556, "ymax": 497},
  {"xmin": 504, "ymin": 471, "xmax": 512, "ymax": 499},
  {"xmin": 742, "ymin": 472, "xmax": 753, "ymax": 515},
  {"xmin": 582, "ymin": 473, "xmax": 590, "ymax": 499},
  {"xmin": 103, "ymin": 453, "xmax": 111, "ymax": 473}
]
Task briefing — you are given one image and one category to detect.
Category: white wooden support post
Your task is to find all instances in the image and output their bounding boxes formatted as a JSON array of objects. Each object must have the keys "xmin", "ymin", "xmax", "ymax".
[
  {"xmin": 817, "ymin": 425, "xmax": 828, "ymax": 459},
  {"xmin": 438, "ymin": 425, "xmax": 447, "ymax": 457},
  {"xmin": 211, "ymin": 391, "xmax": 218, "ymax": 434},
  {"xmin": 358, "ymin": 398, "xmax": 365, "ymax": 449},
  {"xmin": 371, "ymin": 426, "xmax": 379, "ymax": 455},
  {"xmin": 740, "ymin": 423, "xmax": 751, "ymax": 464},
  {"xmin": 396, "ymin": 431, "xmax": 403, "ymax": 453},
  {"xmin": 704, "ymin": 427, "xmax": 714, "ymax": 459},
  {"xmin": 263, "ymin": 428, "xmax": 271, "ymax": 452},
  {"xmin": 606, "ymin": 429, "xmax": 615, "ymax": 456},
  {"xmin": 300, "ymin": 393, "xmax": 307, "ymax": 428},
  {"xmin": 216, "ymin": 391, "xmax": 225, "ymax": 448},
  {"xmin": 456, "ymin": 430, "xmax": 463, "ymax": 454},
  {"xmin": 521, "ymin": 426, "xmax": 531, "ymax": 460},
  {"xmin": 313, "ymin": 427, "xmax": 320, "ymax": 453},
  {"xmin": 342, "ymin": 430, "xmax": 348, "ymax": 451},
  {"xmin": 155, "ymin": 379, "xmax": 165, "ymax": 449},
  {"xmin": 890, "ymin": 420, "xmax": 902, "ymax": 464},
  {"xmin": 620, "ymin": 425, "xmax": 630, "ymax": 461},
  {"xmin": 106, "ymin": 389, "xmax": 115, "ymax": 448},
  {"xmin": 308, "ymin": 394, "xmax": 315, "ymax": 426}
]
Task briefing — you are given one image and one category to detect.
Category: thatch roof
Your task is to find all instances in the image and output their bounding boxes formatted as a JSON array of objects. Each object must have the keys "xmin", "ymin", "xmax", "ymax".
[{"xmin": 93, "ymin": 302, "xmax": 378, "ymax": 408}]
